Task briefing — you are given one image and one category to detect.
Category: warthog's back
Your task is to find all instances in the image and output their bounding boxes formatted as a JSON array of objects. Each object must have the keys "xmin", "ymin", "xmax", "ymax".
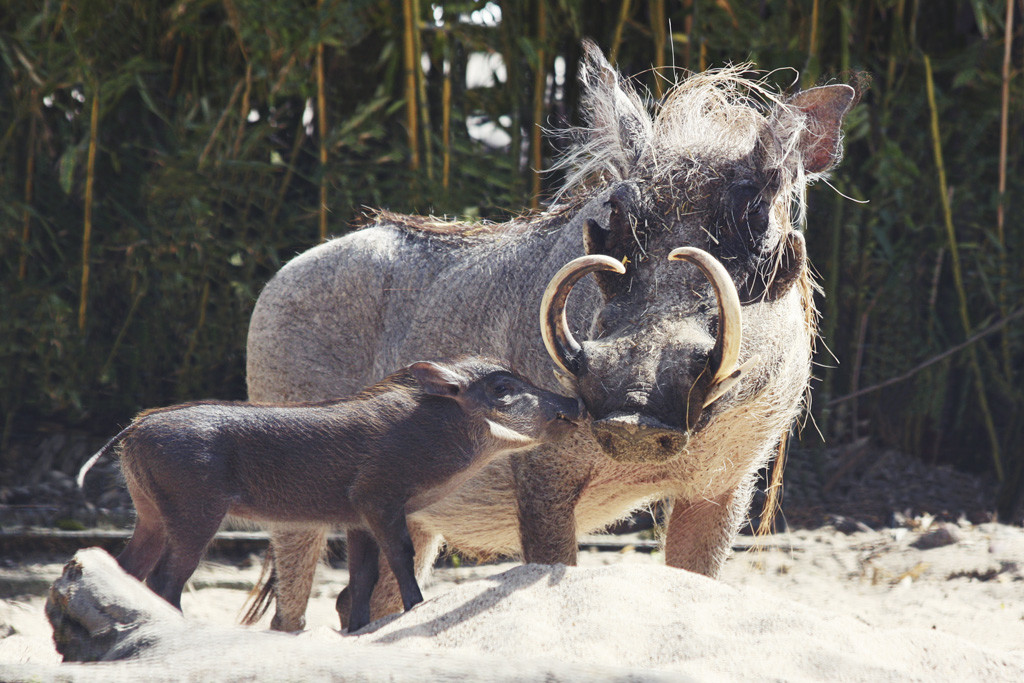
[{"xmin": 248, "ymin": 215, "xmax": 590, "ymax": 405}]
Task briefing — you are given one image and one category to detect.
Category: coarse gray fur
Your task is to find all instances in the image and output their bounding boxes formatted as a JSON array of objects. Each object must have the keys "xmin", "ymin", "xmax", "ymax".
[{"xmin": 245, "ymin": 41, "xmax": 857, "ymax": 631}]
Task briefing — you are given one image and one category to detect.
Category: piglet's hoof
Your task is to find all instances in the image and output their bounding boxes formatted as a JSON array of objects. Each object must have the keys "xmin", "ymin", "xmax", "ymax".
[{"xmin": 45, "ymin": 547, "xmax": 186, "ymax": 662}]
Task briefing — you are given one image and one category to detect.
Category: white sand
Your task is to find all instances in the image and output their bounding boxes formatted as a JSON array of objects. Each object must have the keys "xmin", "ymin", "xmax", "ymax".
[{"xmin": 1, "ymin": 521, "xmax": 1022, "ymax": 680}]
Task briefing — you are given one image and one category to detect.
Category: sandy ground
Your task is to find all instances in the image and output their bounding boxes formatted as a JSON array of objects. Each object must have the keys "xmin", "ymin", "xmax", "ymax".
[{"xmin": 1, "ymin": 518, "xmax": 1022, "ymax": 675}]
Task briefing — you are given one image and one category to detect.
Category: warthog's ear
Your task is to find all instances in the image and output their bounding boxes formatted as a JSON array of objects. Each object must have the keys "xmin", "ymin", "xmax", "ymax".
[
  {"xmin": 788, "ymin": 83, "xmax": 856, "ymax": 174},
  {"xmin": 409, "ymin": 361, "xmax": 466, "ymax": 398},
  {"xmin": 577, "ymin": 40, "xmax": 652, "ymax": 181}
]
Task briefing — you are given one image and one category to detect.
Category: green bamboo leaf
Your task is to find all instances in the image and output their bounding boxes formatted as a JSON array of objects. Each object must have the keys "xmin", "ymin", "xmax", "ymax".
[
  {"xmin": 134, "ymin": 73, "xmax": 170, "ymax": 124},
  {"xmin": 57, "ymin": 145, "xmax": 79, "ymax": 195}
]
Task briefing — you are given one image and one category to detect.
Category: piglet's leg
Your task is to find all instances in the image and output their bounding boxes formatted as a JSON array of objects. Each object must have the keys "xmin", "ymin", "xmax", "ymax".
[
  {"xmin": 336, "ymin": 521, "xmax": 440, "ymax": 630},
  {"xmin": 357, "ymin": 506, "xmax": 423, "ymax": 613},
  {"xmin": 145, "ymin": 502, "xmax": 228, "ymax": 609},
  {"xmin": 117, "ymin": 492, "xmax": 167, "ymax": 581},
  {"xmin": 343, "ymin": 528, "xmax": 379, "ymax": 633}
]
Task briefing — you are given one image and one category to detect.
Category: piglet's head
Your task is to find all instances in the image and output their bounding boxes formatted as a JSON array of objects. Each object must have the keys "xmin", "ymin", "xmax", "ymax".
[{"xmin": 408, "ymin": 358, "xmax": 583, "ymax": 451}]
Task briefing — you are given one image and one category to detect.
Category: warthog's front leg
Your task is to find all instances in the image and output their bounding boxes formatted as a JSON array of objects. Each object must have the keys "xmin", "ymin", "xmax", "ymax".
[
  {"xmin": 269, "ymin": 525, "xmax": 329, "ymax": 632},
  {"xmin": 663, "ymin": 469, "xmax": 759, "ymax": 578},
  {"xmin": 511, "ymin": 445, "xmax": 593, "ymax": 566}
]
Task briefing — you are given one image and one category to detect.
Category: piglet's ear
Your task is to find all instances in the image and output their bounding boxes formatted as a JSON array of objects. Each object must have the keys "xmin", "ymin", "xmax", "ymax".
[
  {"xmin": 788, "ymin": 84, "xmax": 856, "ymax": 174},
  {"xmin": 409, "ymin": 361, "xmax": 465, "ymax": 398}
]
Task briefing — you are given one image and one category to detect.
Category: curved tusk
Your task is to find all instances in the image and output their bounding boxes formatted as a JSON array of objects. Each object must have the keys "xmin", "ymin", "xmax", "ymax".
[
  {"xmin": 540, "ymin": 255, "xmax": 626, "ymax": 376},
  {"xmin": 702, "ymin": 355, "xmax": 761, "ymax": 408},
  {"xmin": 668, "ymin": 246, "xmax": 747, "ymax": 403}
]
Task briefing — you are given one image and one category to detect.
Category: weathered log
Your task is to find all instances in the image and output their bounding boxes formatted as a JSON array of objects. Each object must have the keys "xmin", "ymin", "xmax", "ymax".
[{"xmin": 46, "ymin": 547, "xmax": 185, "ymax": 662}]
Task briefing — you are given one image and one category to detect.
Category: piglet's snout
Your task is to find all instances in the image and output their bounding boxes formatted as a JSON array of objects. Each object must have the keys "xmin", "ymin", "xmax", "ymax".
[{"xmin": 554, "ymin": 396, "xmax": 587, "ymax": 428}]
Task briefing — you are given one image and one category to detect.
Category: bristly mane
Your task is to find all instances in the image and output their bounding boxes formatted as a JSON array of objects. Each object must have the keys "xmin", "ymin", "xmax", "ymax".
[
  {"xmin": 357, "ymin": 207, "xmax": 575, "ymax": 239},
  {"xmin": 549, "ymin": 40, "xmax": 826, "ymax": 231}
]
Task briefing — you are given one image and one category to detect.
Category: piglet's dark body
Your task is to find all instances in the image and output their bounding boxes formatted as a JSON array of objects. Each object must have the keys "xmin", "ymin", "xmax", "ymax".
[{"xmin": 79, "ymin": 357, "xmax": 581, "ymax": 632}]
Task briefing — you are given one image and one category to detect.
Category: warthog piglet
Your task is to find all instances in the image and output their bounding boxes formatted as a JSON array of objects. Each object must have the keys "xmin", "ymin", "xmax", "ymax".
[{"xmin": 77, "ymin": 357, "xmax": 583, "ymax": 632}]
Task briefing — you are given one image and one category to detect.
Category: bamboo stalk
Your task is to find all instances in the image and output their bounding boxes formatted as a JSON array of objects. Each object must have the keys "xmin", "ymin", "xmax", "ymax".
[
  {"xmin": 223, "ymin": 0, "xmax": 251, "ymax": 170},
  {"xmin": 610, "ymin": 0, "xmax": 632, "ymax": 64},
  {"xmin": 168, "ymin": 42, "xmax": 185, "ymax": 99},
  {"xmin": 850, "ymin": 291, "xmax": 881, "ymax": 442},
  {"xmin": 19, "ymin": 104, "xmax": 37, "ymax": 281},
  {"xmin": 316, "ymin": 1, "xmax": 329, "ymax": 241},
  {"xmin": 694, "ymin": 0, "xmax": 706, "ymax": 72},
  {"xmin": 827, "ymin": 306, "xmax": 1024, "ymax": 408},
  {"xmin": 402, "ymin": 0, "xmax": 420, "ymax": 171},
  {"xmin": 808, "ymin": 0, "xmax": 819, "ymax": 58},
  {"xmin": 412, "ymin": 0, "xmax": 432, "ymax": 181},
  {"xmin": 530, "ymin": 0, "xmax": 547, "ymax": 208},
  {"xmin": 271, "ymin": 52, "xmax": 298, "ymax": 98},
  {"xmin": 923, "ymin": 54, "xmax": 1003, "ymax": 479},
  {"xmin": 996, "ymin": 0, "xmax": 1013, "ymax": 376},
  {"xmin": 683, "ymin": 1, "xmax": 693, "ymax": 69},
  {"xmin": 650, "ymin": 0, "xmax": 666, "ymax": 98},
  {"xmin": 100, "ymin": 285, "xmax": 146, "ymax": 382},
  {"xmin": 179, "ymin": 280, "xmax": 211, "ymax": 388},
  {"xmin": 442, "ymin": 35, "xmax": 452, "ymax": 191},
  {"xmin": 198, "ymin": 79, "xmax": 244, "ymax": 170},
  {"xmin": 51, "ymin": 0, "xmax": 70, "ymax": 39},
  {"xmin": 804, "ymin": 0, "xmax": 820, "ymax": 87},
  {"xmin": 909, "ymin": 0, "xmax": 920, "ymax": 47},
  {"xmin": 838, "ymin": 0, "xmax": 850, "ymax": 74},
  {"xmin": 270, "ymin": 117, "xmax": 307, "ymax": 223},
  {"xmin": 499, "ymin": 16, "xmax": 523, "ymax": 199},
  {"xmin": 78, "ymin": 81, "xmax": 100, "ymax": 333},
  {"xmin": 713, "ymin": 0, "xmax": 738, "ymax": 28},
  {"xmin": 816, "ymin": 199, "xmax": 843, "ymax": 445},
  {"xmin": 886, "ymin": 0, "xmax": 906, "ymax": 94},
  {"xmin": 233, "ymin": 62, "xmax": 252, "ymax": 159}
]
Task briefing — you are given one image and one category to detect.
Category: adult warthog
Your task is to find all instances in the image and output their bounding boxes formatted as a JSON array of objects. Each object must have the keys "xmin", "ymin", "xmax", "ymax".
[{"xmin": 244, "ymin": 42, "xmax": 856, "ymax": 631}]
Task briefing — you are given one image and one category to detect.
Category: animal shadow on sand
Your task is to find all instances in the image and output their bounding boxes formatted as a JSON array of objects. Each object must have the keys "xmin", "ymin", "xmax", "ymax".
[{"xmin": 360, "ymin": 563, "xmax": 568, "ymax": 641}]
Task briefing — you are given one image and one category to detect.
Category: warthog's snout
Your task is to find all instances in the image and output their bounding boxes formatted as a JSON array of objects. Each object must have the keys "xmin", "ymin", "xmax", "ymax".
[{"xmin": 590, "ymin": 412, "xmax": 689, "ymax": 463}]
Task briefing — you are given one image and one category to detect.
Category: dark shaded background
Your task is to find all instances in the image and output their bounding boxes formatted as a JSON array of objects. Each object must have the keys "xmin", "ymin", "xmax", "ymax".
[{"xmin": 2, "ymin": 1, "xmax": 1022, "ymax": 516}]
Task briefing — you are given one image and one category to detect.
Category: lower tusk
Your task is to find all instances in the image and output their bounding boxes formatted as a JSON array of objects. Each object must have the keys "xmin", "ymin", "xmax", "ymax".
[
  {"xmin": 552, "ymin": 367, "xmax": 579, "ymax": 395},
  {"xmin": 703, "ymin": 355, "xmax": 761, "ymax": 409}
]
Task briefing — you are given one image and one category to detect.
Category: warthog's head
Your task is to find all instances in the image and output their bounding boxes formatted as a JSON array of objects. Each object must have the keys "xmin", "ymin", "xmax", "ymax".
[{"xmin": 540, "ymin": 42, "xmax": 856, "ymax": 463}]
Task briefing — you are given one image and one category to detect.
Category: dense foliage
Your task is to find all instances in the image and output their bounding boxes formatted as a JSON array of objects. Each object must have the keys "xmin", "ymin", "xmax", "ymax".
[{"xmin": 2, "ymin": 1, "xmax": 1021, "ymax": 514}]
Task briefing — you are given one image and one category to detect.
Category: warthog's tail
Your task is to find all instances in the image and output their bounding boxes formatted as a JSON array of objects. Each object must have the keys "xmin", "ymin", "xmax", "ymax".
[
  {"xmin": 240, "ymin": 546, "xmax": 277, "ymax": 625},
  {"xmin": 76, "ymin": 427, "xmax": 131, "ymax": 489}
]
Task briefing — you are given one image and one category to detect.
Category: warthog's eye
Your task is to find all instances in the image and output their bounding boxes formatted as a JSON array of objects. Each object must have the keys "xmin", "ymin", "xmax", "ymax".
[
  {"xmin": 725, "ymin": 180, "xmax": 772, "ymax": 251},
  {"xmin": 745, "ymin": 198, "xmax": 768, "ymax": 223}
]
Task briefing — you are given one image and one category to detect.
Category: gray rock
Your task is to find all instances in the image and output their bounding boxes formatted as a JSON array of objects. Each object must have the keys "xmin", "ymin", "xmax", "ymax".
[{"xmin": 911, "ymin": 523, "xmax": 962, "ymax": 550}]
